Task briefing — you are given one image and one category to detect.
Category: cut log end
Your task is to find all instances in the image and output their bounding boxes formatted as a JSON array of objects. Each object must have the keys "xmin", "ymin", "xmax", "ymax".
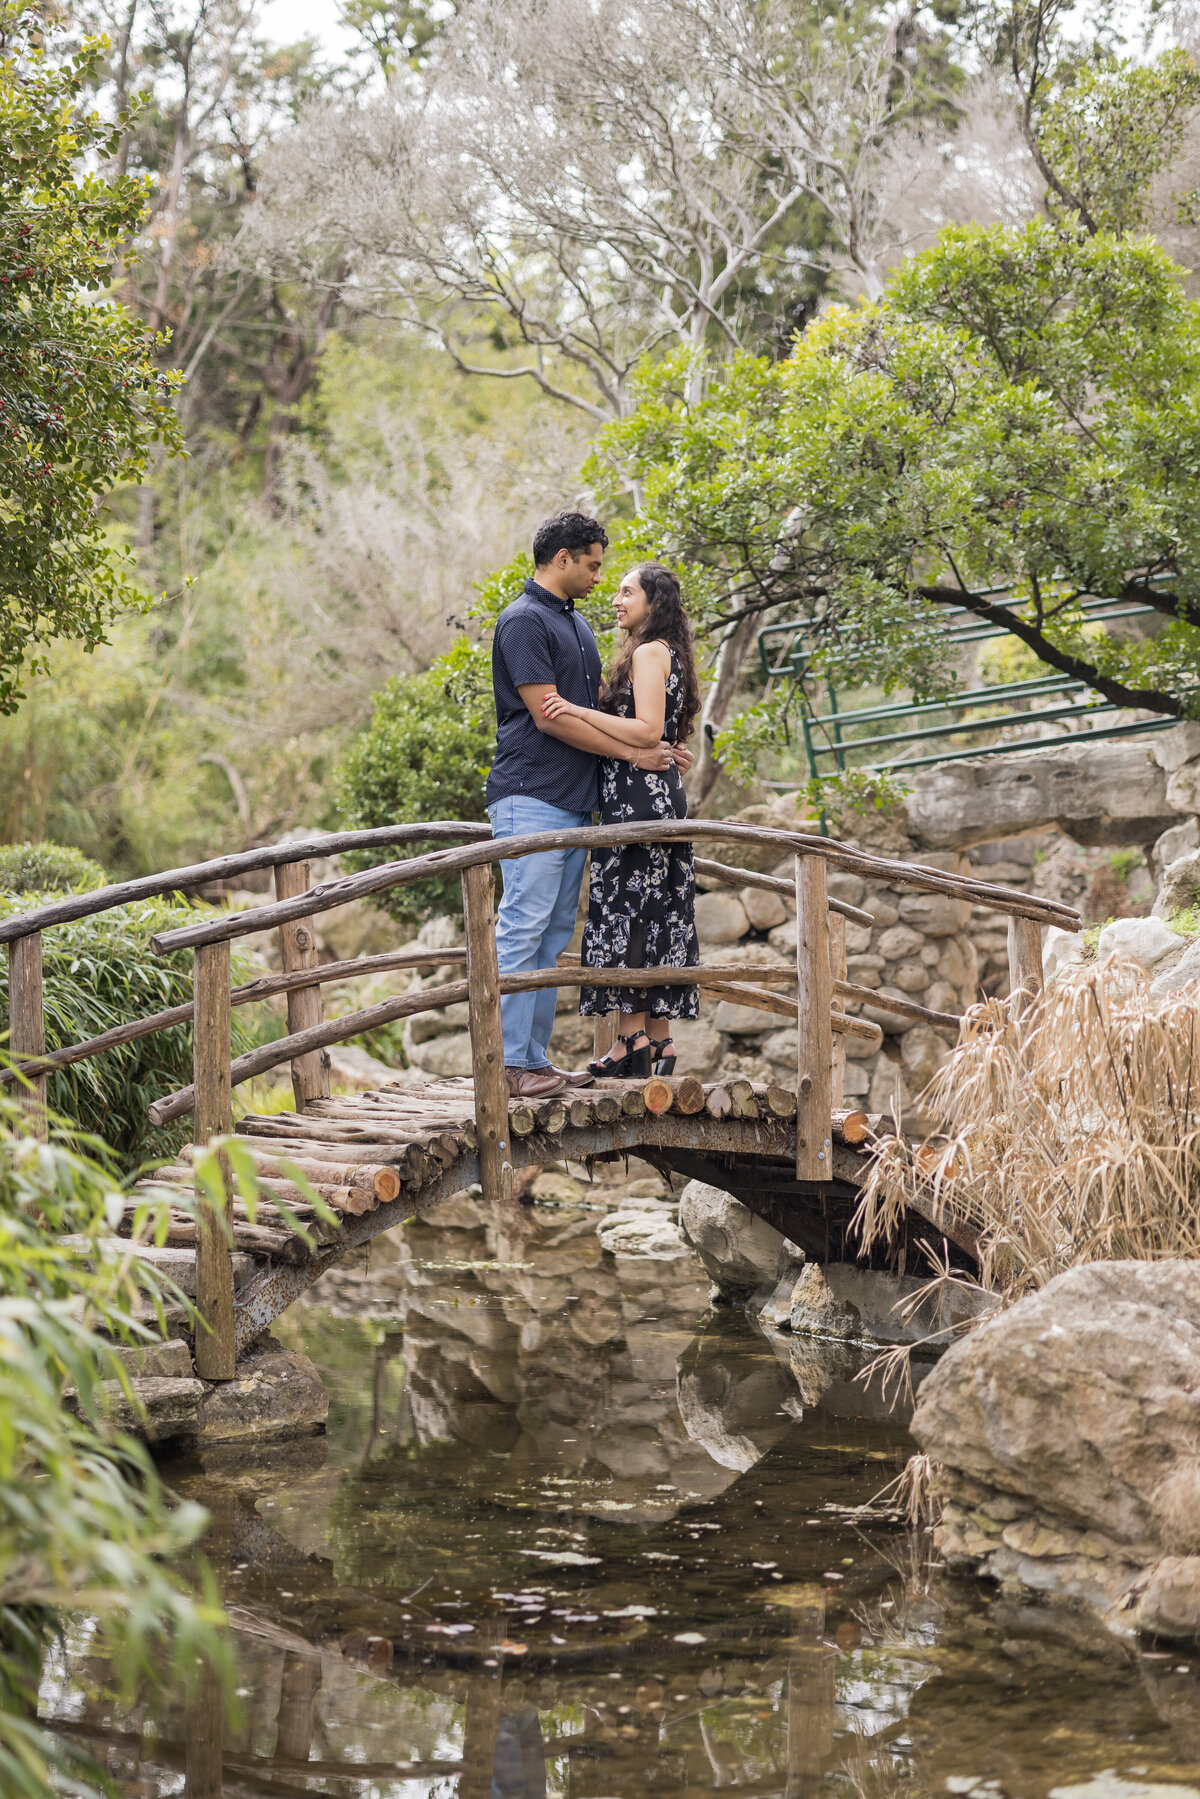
[{"xmin": 642, "ymin": 1077, "xmax": 673, "ymax": 1116}]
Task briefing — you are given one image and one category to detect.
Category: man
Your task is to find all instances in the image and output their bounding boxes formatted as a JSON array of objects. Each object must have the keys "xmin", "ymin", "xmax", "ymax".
[{"xmin": 485, "ymin": 510, "xmax": 688, "ymax": 1098}]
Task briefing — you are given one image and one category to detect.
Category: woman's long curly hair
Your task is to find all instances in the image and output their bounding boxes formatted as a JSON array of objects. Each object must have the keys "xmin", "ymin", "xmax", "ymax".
[{"xmin": 600, "ymin": 563, "xmax": 701, "ymax": 742}]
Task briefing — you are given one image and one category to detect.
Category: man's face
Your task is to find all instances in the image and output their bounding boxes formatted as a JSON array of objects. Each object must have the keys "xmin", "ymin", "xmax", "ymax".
[{"xmin": 559, "ymin": 543, "xmax": 605, "ymax": 600}]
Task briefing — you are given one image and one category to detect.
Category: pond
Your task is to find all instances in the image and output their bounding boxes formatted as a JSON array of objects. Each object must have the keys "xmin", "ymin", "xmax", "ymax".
[{"xmin": 41, "ymin": 1167, "xmax": 1200, "ymax": 1799}]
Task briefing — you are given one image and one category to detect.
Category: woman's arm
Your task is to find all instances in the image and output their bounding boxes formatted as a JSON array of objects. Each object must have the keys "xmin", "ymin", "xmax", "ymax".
[
  {"xmin": 540, "ymin": 642, "xmax": 669, "ymax": 748},
  {"xmin": 517, "ymin": 683, "xmax": 676, "ymax": 768}
]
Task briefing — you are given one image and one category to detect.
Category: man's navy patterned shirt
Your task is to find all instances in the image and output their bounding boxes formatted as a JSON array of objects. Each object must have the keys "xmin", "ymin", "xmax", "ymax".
[{"xmin": 485, "ymin": 577, "xmax": 603, "ymax": 813}]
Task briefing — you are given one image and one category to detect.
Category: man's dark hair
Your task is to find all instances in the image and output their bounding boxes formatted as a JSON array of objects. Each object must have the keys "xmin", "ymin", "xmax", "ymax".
[{"xmin": 533, "ymin": 511, "xmax": 609, "ymax": 567}]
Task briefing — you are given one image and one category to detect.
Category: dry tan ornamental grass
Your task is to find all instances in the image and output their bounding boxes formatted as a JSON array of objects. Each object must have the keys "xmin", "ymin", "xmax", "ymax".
[{"xmin": 854, "ymin": 959, "xmax": 1200, "ymax": 1301}]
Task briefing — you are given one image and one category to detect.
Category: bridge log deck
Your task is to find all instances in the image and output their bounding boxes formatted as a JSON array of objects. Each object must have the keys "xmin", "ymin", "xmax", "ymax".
[{"xmin": 128, "ymin": 1074, "xmax": 972, "ymax": 1355}]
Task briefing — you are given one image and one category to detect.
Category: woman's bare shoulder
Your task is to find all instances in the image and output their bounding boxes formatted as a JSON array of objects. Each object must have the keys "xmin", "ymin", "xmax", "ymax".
[{"xmin": 632, "ymin": 639, "xmax": 672, "ymax": 670}]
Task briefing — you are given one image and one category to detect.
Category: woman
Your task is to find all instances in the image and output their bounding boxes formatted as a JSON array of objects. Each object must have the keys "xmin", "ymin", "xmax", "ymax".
[{"xmin": 541, "ymin": 562, "xmax": 701, "ymax": 1077}]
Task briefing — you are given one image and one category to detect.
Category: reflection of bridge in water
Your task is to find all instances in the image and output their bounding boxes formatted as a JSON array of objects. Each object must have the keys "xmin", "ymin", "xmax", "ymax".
[
  {"xmin": 0, "ymin": 819, "xmax": 1079, "ymax": 1378},
  {"xmin": 43, "ymin": 1188, "xmax": 1200, "ymax": 1798}
]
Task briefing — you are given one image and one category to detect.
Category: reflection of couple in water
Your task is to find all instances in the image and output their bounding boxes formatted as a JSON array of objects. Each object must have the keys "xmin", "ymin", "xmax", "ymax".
[{"xmin": 485, "ymin": 510, "xmax": 702, "ymax": 1099}]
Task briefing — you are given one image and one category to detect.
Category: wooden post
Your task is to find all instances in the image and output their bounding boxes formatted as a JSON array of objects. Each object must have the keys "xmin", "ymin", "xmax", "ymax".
[
  {"xmin": 8, "ymin": 932, "xmax": 46, "ymax": 1138},
  {"xmin": 794, "ymin": 855, "xmax": 833, "ymax": 1182},
  {"xmin": 828, "ymin": 911, "xmax": 846, "ymax": 1108},
  {"xmin": 274, "ymin": 860, "xmax": 330, "ymax": 1109},
  {"xmin": 1007, "ymin": 915, "xmax": 1044, "ymax": 1016},
  {"xmin": 193, "ymin": 940, "xmax": 235, "ymax": 1382},
  {"xmin": 462, "ymin": 864, "xmax": 513, "ymax": 1206}
]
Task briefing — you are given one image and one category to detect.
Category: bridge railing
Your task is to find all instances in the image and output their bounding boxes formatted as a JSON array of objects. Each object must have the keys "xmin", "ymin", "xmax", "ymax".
[{"xmin": 0, "ymin": 820, "xmax": 1079, "ymax": 1381}]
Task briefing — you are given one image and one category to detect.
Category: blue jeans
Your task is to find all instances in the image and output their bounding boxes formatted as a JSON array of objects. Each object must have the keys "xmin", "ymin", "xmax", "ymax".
[{"xmin": 487, "ymin": 796, "xmax": 591, "ymax": 1069}]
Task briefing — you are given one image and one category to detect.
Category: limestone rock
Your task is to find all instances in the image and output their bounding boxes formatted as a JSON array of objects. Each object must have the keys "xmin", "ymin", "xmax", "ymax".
[
  {"xmin": 1154, "ymin": 847, "xmax": 1200, "ymax": 919},
  {"xmin": 1095, "ymin": 915, "xmax": 1184, "ymax": 971},
  {"xmin": 911, "ymin": 1261, "xmax": 1200, "ymax": 1562},
  {"xmin": 404, "ymin": 1030, "xmax": 475, "ymax": 1078},
  {"xmin": 196, "ymin": 1341, "xmax": 328, "ymax": 1443},
  {"xmin": 741, "ymin": 886, "xmax": 788, "ymax": 931},
  {"xmin": 840, "ymin": 1060, "xmax": 871, "ymax": 1097},
  {"xmin": 678, "ymin": 1181, "xmax": 804, "ymax": 1296},
  {"xmin": 68, "ymin": 1375, "xmax": 204, "ymax": 1443},
  {"xmin": 768, "ymin": 918, "xmax": 796, "ymax": 954},
  {"xmin": 313, "ymin": 898, "xmax": 397, "ymax": 962},
  {"xmin": 925, "ymin": 980, "xmax": 961, "ymax": 1015},
  {"xmin": 893, "ymin": 960, "xmax": 931, "ymax": 993},
  {"xmin": 762, "ymin": 1027, "xmax": 796, "ymax": 1070},
  {"xmin": 1043, "ymin": 926, "xmax": 1088, "ymax": 984},
  {"xmin": 1152, "ymin": 817, "xmax": 1200, "ymax": 881},
  {"xmin": 1167, "ymin": 763, "xmax": 1200, "ymax": 816},
  {"xmin": 597, "ymin": 1209, "xmax": 690, "ymax": 1261},
  {"xmin": 787, "ymin": 1265, "xmax": 867, "ymax": 1340},
  {"xmin": 905, "ymin": 738, "xmax": 1175, "ymax": 851},
  {"xmin": 1151, "ymin": 937, "xmax": 1200, "ymax": 998},
  {"xmin": 877, "ymin": 924, "xmax": 925, "ymax": 961},
  {"xmin": 1154, "ymin": 723, "xmax": 1200, "ymax": 773},
  {"xmin": 695, "ymin": 891, "xmax": 750, "ymax": 944},
  {"xmin": 406, "ymin": 1001, "xmax": 471, "ymax": 1045},
  {"xmin": 673, "ymin": 1017, "xmax": 723, "ymax": 1076},
  {"xmin": 901, "ymin": 1025, "xmax": 950, "ymax": 1092},
  {"xmin": 106, "ymin": 1338, "xmax": 193, "ymax": 1378},
  {"xmin": 1131, "ymin": 1557, "xmax": 1200, "ymax": 1642},
  {"xmin": 328, "ymin": 1044, "xmax": 398, "ymax": 1090},
  {"xmin": 861, "ymin": 987, "xmax": 917, "ymax": 1034},
  {"xmin": 712, "ymin": 1000, "xmax": 773, "ymax": 1035},
  {"xmin": 417, "ymin": 914, "xmax": 464, "ymax": 950},
  {"xmin": 826, "ymin": 870, "xmax": 867, "ymax": 908},
  {"xmin": 898, "ymin": 892, "xmax": 971, "ymax": 937},
  {"xmin": 788, "ymin": 1262, "xmax": 998, "ymax": 1345}
]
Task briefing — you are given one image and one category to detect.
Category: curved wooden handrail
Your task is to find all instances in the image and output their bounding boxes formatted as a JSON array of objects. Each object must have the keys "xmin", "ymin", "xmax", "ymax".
[
  {"xmin": 0, "ymin": 822, "xmax": 493, "ymax": 944},
  {"xmin": 146, "ymin": 962, "xmax": 887, "ymax": 1127},
  {"xmin": 150, "ymin": 821, "xmax": 1081, "ymax": 955}
]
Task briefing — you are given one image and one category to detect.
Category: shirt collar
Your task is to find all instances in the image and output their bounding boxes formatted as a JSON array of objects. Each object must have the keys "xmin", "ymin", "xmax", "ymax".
[{"xmin": 525, "ymin": 575, "xmax": 574, "ymax": 614}]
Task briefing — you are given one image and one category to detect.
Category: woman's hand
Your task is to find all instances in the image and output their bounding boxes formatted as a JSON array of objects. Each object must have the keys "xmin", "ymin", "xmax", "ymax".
[{"xmin": 541, "ymin": 692, "xmax": 582, "ymax": 723}]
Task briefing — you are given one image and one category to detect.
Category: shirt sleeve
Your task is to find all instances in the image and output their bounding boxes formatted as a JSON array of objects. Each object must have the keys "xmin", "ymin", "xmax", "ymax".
[{"xmin": 496, "ymin": 608, "xmax": 558, "ymax": 689}]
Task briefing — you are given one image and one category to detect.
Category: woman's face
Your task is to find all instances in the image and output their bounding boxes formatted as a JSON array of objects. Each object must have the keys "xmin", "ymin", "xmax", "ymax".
[{"xmin": 614, "ymin": 570, "xmax": 650, "ymax": 634}]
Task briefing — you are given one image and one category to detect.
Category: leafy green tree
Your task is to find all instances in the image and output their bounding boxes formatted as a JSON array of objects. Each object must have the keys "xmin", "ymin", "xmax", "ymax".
[
  {"xmin": 337, "ymin": 640, "xmax": 496, "ymax": 925},
  {"xmin": 593, "ymin": 218, "xmax": 1200, "ymax": 771},
  {"xmin": 0, "ymin": 3, "xmax": 183, "ymax": 710}
]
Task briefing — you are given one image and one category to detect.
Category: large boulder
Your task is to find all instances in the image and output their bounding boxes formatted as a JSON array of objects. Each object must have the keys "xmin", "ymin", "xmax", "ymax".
[
  {"xmin": 905, "ymin": 739, "xmax": 1176, "ymax": 851},
  {"xmin": 678, "ymin": 1181, "xmax": 804, "ymax": 1298},
  {"xmin": 911, "ymin": 1261, "xmax": 1200, "ymax": 1639}
]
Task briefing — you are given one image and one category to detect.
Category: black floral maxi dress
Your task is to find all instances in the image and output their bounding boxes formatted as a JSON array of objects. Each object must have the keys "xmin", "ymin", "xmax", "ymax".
[{"xmin": 579, "ymin": 647, "xmax": 700, "ymax": 1021}]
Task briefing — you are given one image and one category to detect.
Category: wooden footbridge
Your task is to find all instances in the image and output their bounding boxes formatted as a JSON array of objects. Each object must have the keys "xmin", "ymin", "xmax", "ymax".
[{"xmin": 0, "ymin": 820, "xmax": 1079, "ymax": 1378}]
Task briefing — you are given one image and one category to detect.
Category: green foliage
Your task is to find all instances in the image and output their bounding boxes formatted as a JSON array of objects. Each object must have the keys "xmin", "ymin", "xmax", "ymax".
[
  {"xmin": 337, "ymin": 644, "xmax": 496, "ymax": 924},
  {"xmin": 1038, "ymin": 50, "xmax": 1200, "ymax": 236},
  {"xmin": 0, "ymin": 841, "xmax": 106, "ymax": 895},
  {"xmin": 0, "ymin": 897, "xmax": 254, "ymax": 1168},
  {"xmin": 0, "ymin": 1107, "xmax": 229, "ymax": 1797},
  {"xmin": 1108, "ymin": 846, "xmax": 1145, "ymax": 882},
  {"xmin": 596, "ymin": 219, "xmax": 1200, "ymax": 767},
  {"xmin": 0, "ymin": 5, "xmax": 182, "ymax": 712}
]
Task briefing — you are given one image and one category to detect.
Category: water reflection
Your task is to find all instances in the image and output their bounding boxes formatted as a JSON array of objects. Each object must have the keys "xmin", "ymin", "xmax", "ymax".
[{"xmin": 39, "ymin": 1174, "xmax": 1200, "ymax": 1798}]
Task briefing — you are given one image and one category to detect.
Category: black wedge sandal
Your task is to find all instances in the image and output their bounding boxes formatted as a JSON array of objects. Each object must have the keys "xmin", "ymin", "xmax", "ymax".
[
  {"xmin": 587, "ymin": 1030, "xmax": 652, "ymax": 1080},
  {"xmin": 649, "ymin": 1035, "xmax": 677, "ymax": 1076}
]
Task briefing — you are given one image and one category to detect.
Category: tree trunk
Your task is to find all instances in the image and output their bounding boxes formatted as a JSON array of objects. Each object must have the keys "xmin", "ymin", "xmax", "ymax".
[{"xmin": 688, "ymin": 605, "xmax": 760, "ymax": 810}]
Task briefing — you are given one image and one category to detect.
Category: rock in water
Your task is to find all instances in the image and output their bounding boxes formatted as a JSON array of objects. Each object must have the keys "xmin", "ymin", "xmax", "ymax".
[
  {"xmin": 911, "ymin": 1261, "xmax": 1200, "ymax": 1640},
  {"xmin": 678, "ymin": 1180, "xmax": 804, "ymax": 1299},
  {"xmin": 196, "ymin": 1338, "xmax": 329, "ymax": 1444}
]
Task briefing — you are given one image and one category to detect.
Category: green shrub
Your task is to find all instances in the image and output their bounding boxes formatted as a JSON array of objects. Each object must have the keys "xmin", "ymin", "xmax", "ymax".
[
  {"xmin": 0, "ymin": 896, "xmax": 256, "ymax": 1168},
  {"xmin": 337, "ymin": 641, "xmax": 495, "ymax": 926},
  {"xmin": 0, "ymin": 841, "xmax": 106, "ymax": 895},
  {"xmin": 0, "ymin": 1103, "xmax": 228, "ymax": 1796}
]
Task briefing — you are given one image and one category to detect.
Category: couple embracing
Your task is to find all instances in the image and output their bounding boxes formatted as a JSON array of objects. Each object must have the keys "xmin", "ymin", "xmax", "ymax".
[{"xmin": 485, "ymin": 510, "xmax": 702, "ymax": 1099}]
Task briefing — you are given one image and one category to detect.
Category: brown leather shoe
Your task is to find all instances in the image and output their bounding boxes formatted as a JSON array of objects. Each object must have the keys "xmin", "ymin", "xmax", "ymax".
[
  {"xmin": 547, "ymin": 1063, "xmax": 594, "ymax": 1088},
  {"xmin": 505, "ymin": 1066, "xmax": 567, "ymax": 1099}
]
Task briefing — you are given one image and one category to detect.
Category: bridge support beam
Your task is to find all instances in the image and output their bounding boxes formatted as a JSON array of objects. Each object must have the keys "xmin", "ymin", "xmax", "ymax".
[
  {"xmin": 794, "ymin": 854, "xmax": 833, "ymax": 1182},
  {"xmin": 1007, "ymin": 915, "xmax": 1044, "ymax": 1019},
  {"xmin": 193, "ymin": 940, "xmax": 235, "ymax": 1381},
  {"xmin": 462, "ymin": 863, "xmax": 513, "ymax": 1207},
  {"xmin": 828, "ymin": 911, "xmax": 846, "ymax": 1108}
]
